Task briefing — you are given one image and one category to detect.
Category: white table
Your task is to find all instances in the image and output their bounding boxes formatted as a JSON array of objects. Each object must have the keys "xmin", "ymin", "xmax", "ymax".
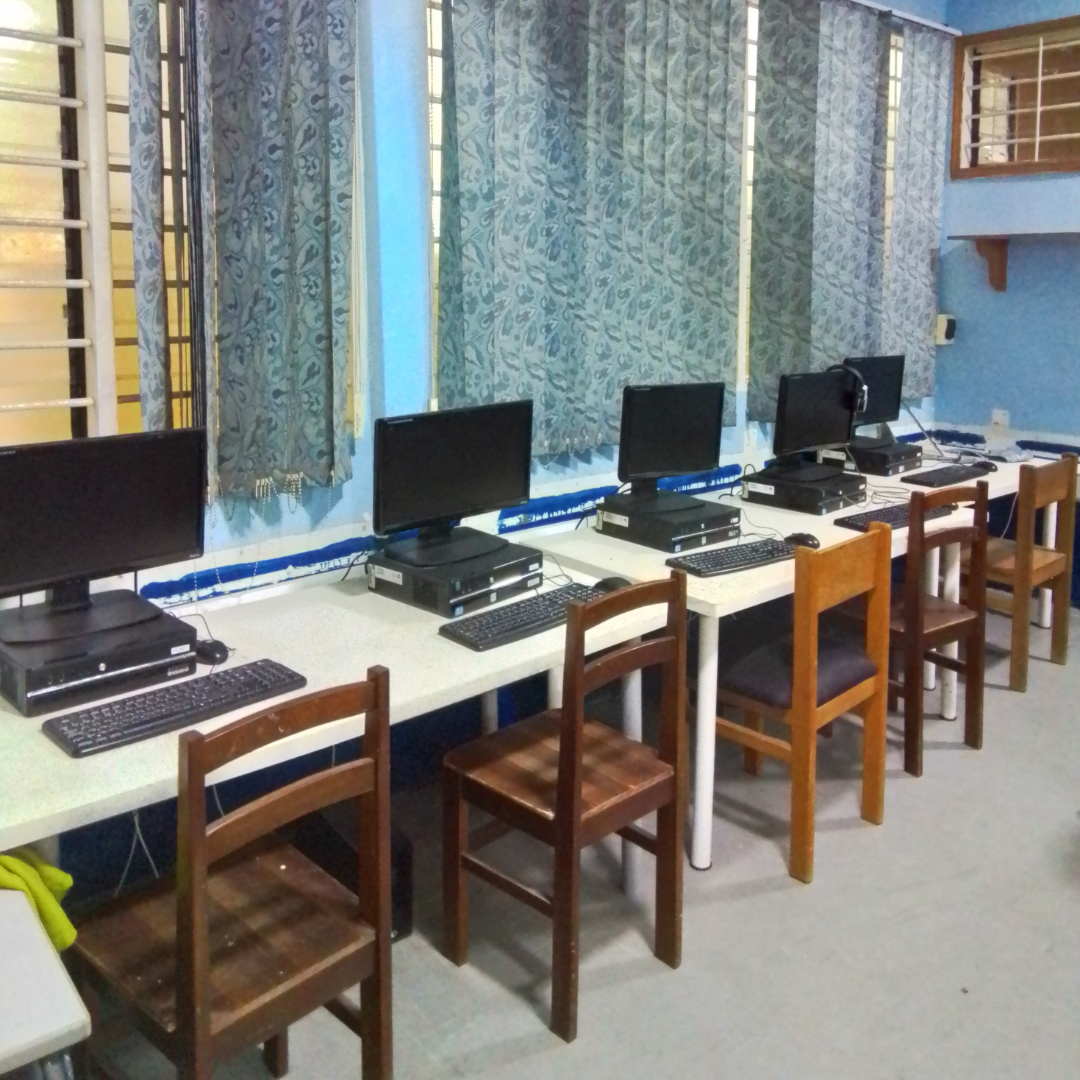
[
  {"xmin": 0, "ymin": 571, "xmax": 667, "ymax": 853},
  {"xmin": 0, "ymin": 891, "xmax": 91, "ymax": 1073},
  {"xmin": 538, "ymin": 460, "xmax": 1027, "ymax": 869}
]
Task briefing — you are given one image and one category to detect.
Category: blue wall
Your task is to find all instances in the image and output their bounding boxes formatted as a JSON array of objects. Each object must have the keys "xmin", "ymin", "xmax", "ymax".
[{"xmin": 935, "ymin": 0, "xmax": 1080, "ymax": 436}]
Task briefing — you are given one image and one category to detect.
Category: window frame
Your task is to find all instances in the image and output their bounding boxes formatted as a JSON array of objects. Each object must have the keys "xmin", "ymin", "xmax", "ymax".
[{"xmin": 950, "ymin": 14, "xmax": 1080, "ymax": 181}]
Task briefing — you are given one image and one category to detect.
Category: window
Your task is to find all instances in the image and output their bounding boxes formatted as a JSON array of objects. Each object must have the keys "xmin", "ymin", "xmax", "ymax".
[
  {"xmin": 735, "ymin": 0, "xmax": 758, "ymax": 391},
  {"xmin": 952, "ymin": 15, "xmax": 1080, "ymax": 179},
  {"xmin": 426, "ymin": 0, "xmax": 442, "ymax": 397},
  {"xmin": 885, "ymin": 32, "xmax": 903, "ymax": 261}
]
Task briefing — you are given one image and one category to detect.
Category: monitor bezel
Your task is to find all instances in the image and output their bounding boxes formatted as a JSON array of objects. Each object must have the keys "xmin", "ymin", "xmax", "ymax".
[
  {"xmin": 372, "ymin": 400, "xmax": 534, "ymax": 537},
  {"xmin": 843, "ymin": 354, "xmax": 906, "ymax": 427},
  {"xmin": 772, "ymin": 371, "xmax": 857, "ymax": 457}
]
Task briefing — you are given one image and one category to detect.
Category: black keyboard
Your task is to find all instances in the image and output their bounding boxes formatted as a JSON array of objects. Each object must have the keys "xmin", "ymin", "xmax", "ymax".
[
  {"xmin": 835, "ymin": 502, "xmax": 957, "ymax": 532},
  {"xmin": 667, "ymin": 539, "xmax": 797, "ymax": 578},
  {"xmin": 439, "ymin": 582, "xmax": 602, "ymax": 651},
  {"xmin": 902, "ymin": 462, "xmax": 995, "ymax": 488},
  {"xmin": 41, "ymin": 660, "xmax": 307, "ymax": 758}
]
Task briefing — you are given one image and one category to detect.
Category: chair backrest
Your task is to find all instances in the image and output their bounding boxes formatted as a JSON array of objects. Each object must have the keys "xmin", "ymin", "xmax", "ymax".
[
  {"xmin": 793, "ymin": 524, "xmax": 892, "ymax": 713},
  {"xmin": 904, "ymin": 480, "xmax": 989, "ymax": 637},
  {"xmin": 555, "ymin": 572, "xmax": 688, "ymax": 840},
  {"xmin": 1016, "ymin": 453, "xmax": 1078, "ymax": 564},
  {"xmin": 175, "ymin": 667, "xmax": 391, "ymax": 1051}
]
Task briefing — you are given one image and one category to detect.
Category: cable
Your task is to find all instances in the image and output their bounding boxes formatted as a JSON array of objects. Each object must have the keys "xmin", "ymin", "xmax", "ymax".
[
  {"xmin": 213, "ymin": 785, "xmax": 226, "ymax": 819},
  {"xmin": 997, "ymin": 492, "xmax": 1019, "ymax": 540},
  {"xmin": 342, "ymin": 550, "xmax": 370, "ymax": 582},
  {"xmin": 113, "ymin": 810, "xmax": 160, "ymax": 899},
  {"xmin": 901, "ymin": 401, "xmax": 954, "ymax": 462},
  {"xmin": 544, "ymin": 553, "xmax": 574, "ymax": 587}
]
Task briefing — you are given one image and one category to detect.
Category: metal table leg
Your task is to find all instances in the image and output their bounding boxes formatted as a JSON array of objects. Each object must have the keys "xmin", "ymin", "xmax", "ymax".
[{"xmin": 691, "ymin": 615, "xmax": 720, "ymax": 871}]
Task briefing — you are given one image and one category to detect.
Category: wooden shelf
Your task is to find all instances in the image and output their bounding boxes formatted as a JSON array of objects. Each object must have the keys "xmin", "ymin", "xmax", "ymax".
[{"xmin": 948, "ymin": 233, "xmax": 1080, "ymax": 293}]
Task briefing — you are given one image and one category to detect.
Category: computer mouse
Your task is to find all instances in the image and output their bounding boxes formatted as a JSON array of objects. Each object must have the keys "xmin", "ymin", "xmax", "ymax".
[
  {"xmin": 594, "ymin": 575, "xmax": 633, "ymax": 593},
  {"xmin": 785, "ymin": 533, "xmax": 820, "ymax": 550},
  {"xmin": 976, "ymin": 459, "xmax": 998, "ymax": 472},
  {"xmin": 195, "ymin": 639, "xmax": 230, "ymax": 665}
]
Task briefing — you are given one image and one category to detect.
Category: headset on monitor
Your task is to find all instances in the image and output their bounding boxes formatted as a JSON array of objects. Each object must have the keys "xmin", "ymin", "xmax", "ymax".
[{"xmin": 829, "ymin": 363, "xmax": 869, "ymax": 415}]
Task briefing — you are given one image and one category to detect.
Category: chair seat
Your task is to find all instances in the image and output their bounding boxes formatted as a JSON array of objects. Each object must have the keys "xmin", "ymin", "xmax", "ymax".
[
  {"xmin": 718, "ymin": 633, "xmax": 877, "ymax": 711},
  {"xmin": 445, "ymin": 711, "xmax": 674, "ymax": 832},
  {"xmin": 890, "ymin": 595, "xmax": 979, "ymax": 639},
  {"xmin": 965, "ymin": 538, "xmax": 1066, "ymax": 586},
  {"xmin": 73, "ymin": 835, "xmax": 375, "ymax": 1041}
]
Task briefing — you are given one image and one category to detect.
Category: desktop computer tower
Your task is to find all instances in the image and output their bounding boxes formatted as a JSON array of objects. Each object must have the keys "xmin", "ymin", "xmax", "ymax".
[
  {"xmin": 741, "ymin": 465, "xmax": 866, "ymax": 516},
  {"xmin": 595, "ymin": 494, "xmax": 741, "ymax": 553},
  {"xmin": 366, "ymin": 540, "xmax": 545, "ymax": 619},
  {"xmin": 828, "ymin": 439, "xmax": 922, "ymax": 477}
]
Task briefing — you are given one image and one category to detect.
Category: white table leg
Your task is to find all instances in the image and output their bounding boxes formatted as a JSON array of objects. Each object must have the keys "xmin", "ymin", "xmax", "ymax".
[
  {"xmin": 621, "ymin": 640, "xmax": 644, "ymax": 897},
  {"xmin": 691, "ymin": 615, "xmax": 720, "ymax": 871},
  {"xmin": 941, "ymin": 543, "xmax": 961, "ymax": 720},
  {"xmin": 1039, "ymin": 503, "xmax": 1057, "ymax": 628},
  {"xmin": 923, "ymin": 547, "xmax": 940, "ymax": 690},
  {"xmin": 548, "ymin": 664, "xmax": 564, "ymax": 709},
  {"xmin": 480, "ymin": 689, "xmax": 499, "ymax": 735}
]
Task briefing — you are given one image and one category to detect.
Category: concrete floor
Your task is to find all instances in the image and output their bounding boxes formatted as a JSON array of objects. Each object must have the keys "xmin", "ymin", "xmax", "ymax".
[{"xmin": 101, "ymin": 607, "xmax": 1080, "ymax": 1079}]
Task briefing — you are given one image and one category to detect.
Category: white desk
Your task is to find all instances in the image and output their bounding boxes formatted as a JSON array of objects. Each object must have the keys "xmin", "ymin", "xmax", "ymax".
[
  {"xmin": 538, "ymin": 460, "xmax": 1027, "ymax": 869},
  {"xmin": 0, "ymin": 891, "xmax": 91, "ymax": 1073},
  {"xmin": 0, "ymin": 572, "xmax": 667, "ymax": 853}
]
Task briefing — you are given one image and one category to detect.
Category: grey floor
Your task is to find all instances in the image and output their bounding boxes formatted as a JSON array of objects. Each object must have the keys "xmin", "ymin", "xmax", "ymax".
[{"xmin": 101, "ymin": 607, "xmax": 1080, "ymax": 1079}]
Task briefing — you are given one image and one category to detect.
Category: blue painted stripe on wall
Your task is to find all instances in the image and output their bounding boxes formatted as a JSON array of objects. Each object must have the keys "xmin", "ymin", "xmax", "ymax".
[{"xmin": 1016, "ymin": 439, "xmax": 1080, "ymax": 456}]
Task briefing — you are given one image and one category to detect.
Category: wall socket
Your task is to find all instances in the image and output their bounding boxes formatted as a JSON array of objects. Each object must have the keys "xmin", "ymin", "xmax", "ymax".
[{"xmin": 991, "ymin": 408, "xmax": 1010, "ymax": 428}]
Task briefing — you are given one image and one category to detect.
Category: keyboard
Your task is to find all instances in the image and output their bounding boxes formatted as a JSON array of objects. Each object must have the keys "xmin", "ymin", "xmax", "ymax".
[
  {"xmin": 666, "ymin": 538, "xmax": 797, "ymax": 578},
  {"xmin": 835, "ymin": 502, "xmax": 957, "ymax": 533},
  {"xmin": 439, "ymin": 582, "xmax": 602, "ymax": 651},
  {"xmin": 41, "ymin": 660, "xmax": 308, "ymax": 758},
  {"xmin": 902, "ymin": 462, "xmax": 995, "ymax": 488}
]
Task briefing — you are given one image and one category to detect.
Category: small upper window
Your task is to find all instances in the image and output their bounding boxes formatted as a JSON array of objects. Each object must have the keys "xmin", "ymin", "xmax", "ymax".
[{"xmin": 952, "ymin": 15, "xmax": 1080, "ymax": 179}]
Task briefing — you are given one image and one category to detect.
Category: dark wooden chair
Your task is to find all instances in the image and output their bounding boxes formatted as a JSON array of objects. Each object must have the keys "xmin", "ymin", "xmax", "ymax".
[
  {"xmin": 714, "ymin": 525, "xmax": 892, "ymax": 884},
  {"xmin": 964, "ymin": 454, "xmax": 1076, "ymax": 692},
  {"xmin": 69, "ymin": 670, "xmax": 393, "ymax": 1080},
  {"xmin": 442, "ymin": 571, "xmax": 688, "ymax": 1043}
]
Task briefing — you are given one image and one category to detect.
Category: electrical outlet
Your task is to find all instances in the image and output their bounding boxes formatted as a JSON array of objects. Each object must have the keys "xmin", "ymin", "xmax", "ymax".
[{"xmin": 991, "ymin": 409, "xmax": 1009, "ymax": 428}]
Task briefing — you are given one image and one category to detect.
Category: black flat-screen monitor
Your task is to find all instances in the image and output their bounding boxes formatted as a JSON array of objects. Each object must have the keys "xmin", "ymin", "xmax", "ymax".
[
  {"xmin": 0, "ymin": 429, "xmax": 206, "ymax": 600},
  {"xmin": 617, "ymin": 382, "xmax": 725, "ymax": 485},
  {"xmin": 844, "ymin": 355, "xmax": 905, "ymax": 426},
  {"xmin": 374, "ymin": 401, "xmax": 533, "ymax": 543},
  {"xmin": 773, "ymin": 370, "xmax": 857, "ymax": 457}
]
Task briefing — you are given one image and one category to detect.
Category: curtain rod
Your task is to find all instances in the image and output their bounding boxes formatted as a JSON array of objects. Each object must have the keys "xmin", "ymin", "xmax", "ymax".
[{"xmin": 839, "ymin": 0, "xmax": 963, "ymax": 37}]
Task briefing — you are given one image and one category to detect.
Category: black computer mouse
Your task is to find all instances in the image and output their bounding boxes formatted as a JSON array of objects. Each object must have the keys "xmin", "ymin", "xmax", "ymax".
[
  {"xmin": 595, "ymin": 575, "xmax": 633, "ymax": 593},
  {"xmin": 785, "ymin": 533, "xmax": 820, "ymax": 550},
  {"xmin": 976, "ymin": 459, "xmax": 998, "ymax": 472},
  {"xmin": 195, "ymin": 639, "xmax": 230, "ymax": 665}
]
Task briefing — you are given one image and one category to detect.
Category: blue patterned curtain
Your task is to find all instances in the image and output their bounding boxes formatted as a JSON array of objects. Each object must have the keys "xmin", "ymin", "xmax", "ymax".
[
  {"xmin": 883, "ymin": 20, "xmax": 951, "ymax": 401},
  {"xmin": 749, "ymin": 0, "xmax": 890, "ymax": 421},
  {"xmin": 128, "ymin": 0, "xmax": 169, "ymax": 430},
  {"xmin": 207, "ymin": 0, "xmax": 356, "ymax": 497},
  {"xmin": 438, "ymin": 0, "xmax": 746, "ymax": 456}
]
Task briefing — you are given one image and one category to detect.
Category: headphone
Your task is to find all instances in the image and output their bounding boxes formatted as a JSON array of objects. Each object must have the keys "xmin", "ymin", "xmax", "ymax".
[{"xmin": 830, "ymin": 363, "xmax": 869, "ymax": 415}]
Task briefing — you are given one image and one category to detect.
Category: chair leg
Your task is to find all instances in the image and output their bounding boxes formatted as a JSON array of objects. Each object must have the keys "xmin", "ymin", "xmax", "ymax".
[
  {"xmin": 653, "ymin": 799, "xmax": 682, "ymax": 969},
  {"xmin": 442, "ymin": 765, "xmax": 469, "ymax": 966},
  {"xmin": 1051, "ymin": 572, "xmax": 1070, "ymax": 667},
  {"xmin": 742, "ymin": 711, "xmax": 764, "ymax": 775},
  {"xmin": 788, "ymin": 721, "xmax": 816, "ymax": 884},
  {"xmin": 1009, "ymin": 587, "xmax": 1031, "ymax": 692},
  {"xmin": 964, "ymin": 632, "xmax": 985, "ymax": 751},
  {"xmin": 550, "ymin": 844, "xmax": 582, "ymax": 1042},
  {"xmin": 262, "ymin": 1031, "xmax": 288, "ymax": 1078},
  {"xmin": 903, "ymin": 646, "xmax": 925, "ymax": 778},
  {"xmin": 887, "ymin": 650, "xmax": 900, "ymax": 713},
  {"xmin": 861, "ymin": 689, "xmax": 887, "ymax": 826},
  {"xmin": 360, "ymin": 964, "xmax": 393, "ymax": 1080}
]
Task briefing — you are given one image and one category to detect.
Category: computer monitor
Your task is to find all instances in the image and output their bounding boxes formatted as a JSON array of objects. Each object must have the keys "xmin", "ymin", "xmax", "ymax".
[
  {"xmin": 618, "ymin": 382, "xmax": 725, "ymax": 492},
  {"xmin": 0, "ymin": 429, "xmax": 206, "ymax": 641},
  {"xmin": 843, "ymin": 355, "xmax": 905, "ymax": 427},
  {"xmin": 772, "ymin": 369, "xmax": 858, "ymax": 459},
  {"xmin": 373, "ymin": 400, "xmax": 533, "ymax": 567}
]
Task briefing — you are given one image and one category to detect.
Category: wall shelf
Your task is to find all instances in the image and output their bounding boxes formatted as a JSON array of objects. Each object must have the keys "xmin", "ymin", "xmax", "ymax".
[{"xmin": 949, "ymin": 232, "xmax": 1080, "ymax": 293}]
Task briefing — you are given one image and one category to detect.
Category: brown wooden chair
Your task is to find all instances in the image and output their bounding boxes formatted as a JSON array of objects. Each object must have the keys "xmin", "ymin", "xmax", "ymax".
[
  {"xmin": 69, "ymin": 670, "xmax": 393, "ymax": 1080},
  {"xmin": 442, "ymin": 571, "xmax": 688, "ymax": 1043},
  {"xmin": 714, "ymin": 525, "xmax": 892, "ymax": 884},
  {"xmin": 964, "ymin": 454, "xmax": 1076, "ymax": 692}
]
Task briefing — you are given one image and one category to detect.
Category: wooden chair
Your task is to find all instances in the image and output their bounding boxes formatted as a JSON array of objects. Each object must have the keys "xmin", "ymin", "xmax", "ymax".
[
  {"xmin": 443, "ymin": 572, "xmax": 688, "ymax": 1043},
  {"xmin": 965, "ymin": 454, "xmax": 1076, "ymax": 692},
  {"xmin": 714, "ymin": 525, "xmax": 892, "ymax": 884},
  {"xmin": 69, "ymin": 670, "xmax": 393, "ymax": 1080}
]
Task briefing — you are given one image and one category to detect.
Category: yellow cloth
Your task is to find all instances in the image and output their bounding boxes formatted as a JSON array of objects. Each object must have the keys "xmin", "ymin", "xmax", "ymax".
[{"xmin": 0, "ymin": 848, "xmax": 76, "ymax": 951}]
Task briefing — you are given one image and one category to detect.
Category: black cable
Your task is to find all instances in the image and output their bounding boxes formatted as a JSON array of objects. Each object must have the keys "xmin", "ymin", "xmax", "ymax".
[{"xmin": 342, "ymin": 550, "xmax": 370, "ymax": 582}]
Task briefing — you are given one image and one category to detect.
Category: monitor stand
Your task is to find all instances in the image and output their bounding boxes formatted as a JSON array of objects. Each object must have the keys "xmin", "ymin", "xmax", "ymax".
[
  {"xmin": 602, "ymin": 479, "xmax": 705, "ymax": 515},
  {"xmin": 850, "ymin": 422, "xmax": 897, "ymax": 453},
  {"xmin": 757, "ymin": 454, "xmax": 847, "ymax": 485},
  {"xmin": 0, "ymin": 582, "xmax": 165, "ymax": 646},
  {"xmin": 382, "ymin": 524, "xmax": 508, "ymax": 569}
]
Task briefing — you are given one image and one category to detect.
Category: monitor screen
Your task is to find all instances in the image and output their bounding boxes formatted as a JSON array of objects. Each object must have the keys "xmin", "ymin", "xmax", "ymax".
[
  {"xmin": 374, "ymin": 401, "xmax": 533, "ymax": 535},
  {"xmin": 773, "ymin": 370, "xmax": 856, "ymax": 456},
  {"xmin": 0, "ymin": 429, "xmax": 207, "ymax": 598},
  {"xmin": 844, "ymin": 355, "xmax": 905, "ymax": 426},
  {"xmin": 618, "ymin": 382, "xmax": 725, "ymax": 483}
]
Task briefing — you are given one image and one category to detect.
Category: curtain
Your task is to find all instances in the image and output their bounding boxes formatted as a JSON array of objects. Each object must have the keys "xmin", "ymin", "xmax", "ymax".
[
  {"xmin": 883, "ymin": 21, "xmax": 951, "ymax": 401},
  {"xmin": 438, "ymin": 0, "xmax": 746, "ymax": 457},
  {"xmin": 128, "ymin": 0, "xmax": 169, "ymax": 431},
  {"xmin": 208, "ymin": 0, "xmax": 357, "ymax": 497},
  {"xmin": 748, "ymin": 0, "xmax": 889, "ymax": 421}
]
